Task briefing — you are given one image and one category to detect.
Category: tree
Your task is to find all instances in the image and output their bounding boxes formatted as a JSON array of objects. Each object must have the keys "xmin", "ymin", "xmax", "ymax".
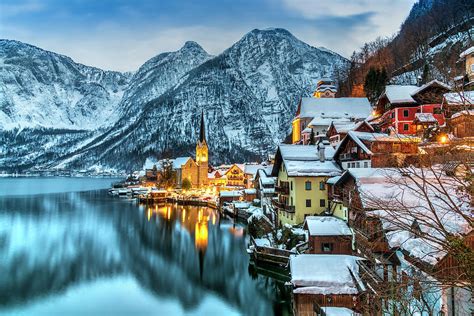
[
  {"xmin": 157, "ymin": 159, "xmax": 176, "ymax": 189},
  {"xmin": 364, "ymin": 67, "xmax": 388, "ymax": 105},
  {"xmin": 182, "ymin": 178, "xmax": 192, "ymax": 191}
]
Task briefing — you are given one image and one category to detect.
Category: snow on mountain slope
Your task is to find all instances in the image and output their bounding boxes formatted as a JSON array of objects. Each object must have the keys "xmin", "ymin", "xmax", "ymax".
[
  {"xmin": 0, "ymin": 29, "xmax": 347, "ymax": 171},
  {"xmin": 0, "ymin": 40, "xmax": 130, "ymax": 130},
  {"xmin": 62, "ymin": 28, "xmax": 347, "ymax": 170}
]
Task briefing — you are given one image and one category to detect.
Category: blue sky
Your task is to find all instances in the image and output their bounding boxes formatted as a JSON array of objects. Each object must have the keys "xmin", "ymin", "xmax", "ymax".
[{"xmin": 0, "ymin": 0, "xmax": 416, "ymax": 71}]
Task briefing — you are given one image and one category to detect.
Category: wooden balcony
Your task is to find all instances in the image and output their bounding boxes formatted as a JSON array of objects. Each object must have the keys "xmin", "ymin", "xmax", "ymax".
[
  {"xmin": 272, "ymin": 200, "xmax": 295, "ymax": 213},
  {"xmin": 275, "ymin": 185, "xmax": 289, "ymax": 195}
]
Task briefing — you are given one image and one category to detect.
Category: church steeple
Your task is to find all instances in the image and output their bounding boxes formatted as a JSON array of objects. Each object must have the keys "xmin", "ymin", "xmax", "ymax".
[{"xmin": 199, "ymin": 110, "xmax": 206, "ymax": 144}]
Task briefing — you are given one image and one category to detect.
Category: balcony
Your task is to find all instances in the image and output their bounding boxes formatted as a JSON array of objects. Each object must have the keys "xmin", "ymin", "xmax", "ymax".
[
  {"xmin": 339, "ymin": 152, "xmax": 358, "ymax": 161},
  {"xmin": 275, "ymin": 185, "xmax": 289, "ymax": 195},
  {"xmin": 272, "ymin": 200, "xmax": 295, "ymax": 213}
]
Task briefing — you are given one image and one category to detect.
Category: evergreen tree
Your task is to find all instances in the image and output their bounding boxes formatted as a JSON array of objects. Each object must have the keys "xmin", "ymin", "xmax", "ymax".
[
  {"xmin": 420, "ymin": 63, "xmax": 430, "ymax": 84},
  {"xmin": 364, "ymin": 67, "xmax": 388, "ymax": 105}
]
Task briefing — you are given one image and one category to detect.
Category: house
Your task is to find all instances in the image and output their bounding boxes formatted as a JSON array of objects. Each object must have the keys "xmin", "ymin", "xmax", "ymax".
[
  {"xmin": 333, "ymin": 131, "xmax": 420, "ymax": 169},
  {"xmin": 303, "ymin": 216, "xmax": 352, "ymax": 255},
  {"xmin": 225, "ymin": 164, "xmax": 246, "ymax": 187},
  {"xmin": 449, "ymin": 110, "xmax": 474, "ymax": 138},
  {"xmin": 292, "ymin": 97, "xmax": 371, "ymax": 144},
  {"xmin": 334, "ymin": 167, "xmax": 473, "ymax": 315},
  {"xmin": 290, "ymin": 254, "xmax": 366, "ymax": 314},
  {"xmin": 455, "ymin": 46, "xmax": 474, "ymax": 89},
  {"xmin": 271, "ymin": 144, "xmax": 341, "ymax": 226},
  {"xmin": 254, "ymin": 168, "xmax": 276, "ymax": 200},
  {"xmin": 373, "ymin": 81, "xmax": 451, "ymax": 135},
  {"xmin": 326, "ymin": 120, "xmax": 374, "ymax": 148},
  {"xmin": 208, "ymin": 169, "xmax": 227, "ymax": 188},
  {"xmin": 218, "ymin": 190, "xmax": 242, "ymax": 208},
  {"xmin": 442, "ymin": 91, "xmax": 474, "ymax": 118},
  {"xmin": 326, "ymin": 175, "xmax": 347, "ymax": 221}
]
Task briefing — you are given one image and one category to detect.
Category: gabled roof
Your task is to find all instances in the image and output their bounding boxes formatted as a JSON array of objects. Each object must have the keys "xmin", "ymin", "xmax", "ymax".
[
  {"xmin": 460, "ymin": 46, "xmax": 474, "ymax": 58},
  {"xmin": 410, "ymin": 80, "xmax": 451, "ymax": 97},
  {"xmin": 329, "ymin": 120, "xmax": 374, "ymax": 134},
  {"xmin": 443, "ymin": 91, "xmax": 474, "ymax": 105},
  {"xmin": 271, "ymin": 144, "xmax": 341, "ymax": 177},
  {"xmin": 382, "ymin": 85, "xmax": 418, "ymax": 104},
  {"xmin": 304, "ymin": 216, "xmax": 352, "ymax": 236},
  {"xmin": 297, "ymin": 97, "xmax": 371, "ymax": 120},
  {"xmin": 172, "ymin": 157, "xmax": 194, "ymax": 169},
  {"xmin": 334, "ymin": 131, "xmax": 420, "ymax": 157},
  {"xmin": 290, "ymin": 254, "xmax": 365, "ymax": 294}
]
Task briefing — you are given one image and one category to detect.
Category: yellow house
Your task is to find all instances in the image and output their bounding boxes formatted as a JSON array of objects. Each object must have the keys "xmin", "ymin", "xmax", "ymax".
[
  {"xmin": 271, "ymin": 144, "xmax": 341, "ymax": 226},
  {"xmin": 225, "ymin": 164, "xmax": 246, "ymax": 187}
]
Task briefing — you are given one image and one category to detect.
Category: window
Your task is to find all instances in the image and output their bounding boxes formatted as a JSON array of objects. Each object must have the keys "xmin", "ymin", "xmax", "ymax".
[
  {"xmin": 403, "ymin": 109, "xmax": 409, "ymax": 117},
  {"xmin": 356, "ymin": 162, "xmax": 360, "ymax": 168},
  {"xmin": 433, "ymin": 107, "xmax": 442, "ymax": 114},
  {"xmin": 306, "ymin": 199, "xmax": 312, "ymax": 207},
  {"xmin": 290, "ymin": 181, "xmax": 293, "ymax": 190},
  {"xmin": 320, "ymin": 199, "xmax": 326, "ymax": 207},
  {"xmin": 391, "ymin": 112, "xmax": 395, "ymax": 118},
  {"xmin": 364, "ymin": 161, "xmax": 368, "ymax": 168},
  {"xmin": 291, "ymin": 197, "xmax": 293, "ymax": 206},
  {"xmin": 305, "ymin": 181, "xmax": 311, "ymax": 190},
  {"xmin": 322, "ymin": 243, "xmax": 333, "ymax": 252},
  {"xmin": 351, "ymin": 162, "xmax": 356, "ymax": 168},
  {"xmin": 319, "ymin": 181, "xmax": 325, "ymax": 190},
  {"xmin": 403, "ymin": 124, "xmax": 409, "ymax": 131}
]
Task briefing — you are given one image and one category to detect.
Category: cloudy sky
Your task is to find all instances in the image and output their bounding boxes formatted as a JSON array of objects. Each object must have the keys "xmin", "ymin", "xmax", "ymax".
[{"xmin": 0, "ymin": 0, "xmax": 416, "ymax": 72}]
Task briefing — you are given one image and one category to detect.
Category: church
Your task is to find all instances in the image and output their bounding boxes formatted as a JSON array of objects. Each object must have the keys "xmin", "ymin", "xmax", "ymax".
[{"xmin": 173, "ymin": 111, "xmax": 209, "ymax": 188}]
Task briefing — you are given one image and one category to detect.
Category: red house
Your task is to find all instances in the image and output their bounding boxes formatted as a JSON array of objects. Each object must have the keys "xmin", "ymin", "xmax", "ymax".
[{"xmin": 374, "ymin": 80, "xmax": 451, "ymax": 135}]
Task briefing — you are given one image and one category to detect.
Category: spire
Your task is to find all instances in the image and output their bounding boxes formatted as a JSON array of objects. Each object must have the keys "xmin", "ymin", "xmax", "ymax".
[{"xmin": 199, "ymin": 110, "xmax": 206, "ymax": 143}]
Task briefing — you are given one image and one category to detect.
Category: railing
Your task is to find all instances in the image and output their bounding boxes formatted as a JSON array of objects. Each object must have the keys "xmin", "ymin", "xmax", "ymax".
[
  {"xmin": 275, "ymin": 185, "xmax": 289, "ymax": 195},
  {"xmin": 272, "ymin": 200, "xmax": 295, "ymax": 213}
]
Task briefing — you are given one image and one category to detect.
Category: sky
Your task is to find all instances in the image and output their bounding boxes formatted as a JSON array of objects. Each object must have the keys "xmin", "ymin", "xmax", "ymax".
[{"xmin": 0, "ymin": 0, "xmax": 417, "ymax": 72}]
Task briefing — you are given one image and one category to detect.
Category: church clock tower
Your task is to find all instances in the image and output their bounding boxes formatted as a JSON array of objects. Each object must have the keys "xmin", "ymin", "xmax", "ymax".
[{"xmin": 196, "ymin": 111, "xmax": 209, "ymax": 187}]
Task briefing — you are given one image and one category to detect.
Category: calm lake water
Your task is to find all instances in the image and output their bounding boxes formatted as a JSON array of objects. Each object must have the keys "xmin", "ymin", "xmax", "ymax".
[{"xmin": 0, "ymin": 178, "xmax": 290, "ymax": 315}]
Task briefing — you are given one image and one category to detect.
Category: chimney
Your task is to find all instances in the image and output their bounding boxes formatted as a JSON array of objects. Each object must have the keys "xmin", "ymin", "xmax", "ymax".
[{"xmin": 318, "ymin": 141, "xmax": 325, "ymax": 162}]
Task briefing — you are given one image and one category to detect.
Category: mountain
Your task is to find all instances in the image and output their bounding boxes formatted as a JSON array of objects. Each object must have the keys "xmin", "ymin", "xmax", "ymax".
[{"xmin": 0, "ymin": 29, "xmax": 347, "ymax": 172}]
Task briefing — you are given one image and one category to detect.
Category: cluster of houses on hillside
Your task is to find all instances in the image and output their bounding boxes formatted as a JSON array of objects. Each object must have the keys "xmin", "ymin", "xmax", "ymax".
[{"xmin": 275, "ymin": 47, "xmax": 474, "ymax": 315}]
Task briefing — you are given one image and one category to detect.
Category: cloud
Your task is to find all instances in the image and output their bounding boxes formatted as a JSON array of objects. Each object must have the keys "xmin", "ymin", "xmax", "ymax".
[{"xmin": 0, "ymin": 0, "xmax": 44, "ymax": 17}]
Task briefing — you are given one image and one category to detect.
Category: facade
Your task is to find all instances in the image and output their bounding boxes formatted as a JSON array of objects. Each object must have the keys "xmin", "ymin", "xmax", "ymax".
[
  {"xmin": 303, "ymin": 216, "xmax": 352, "ymax": 255},
  {"xmin": 271, "ymin": 144, "xmax": 341, "ymax": 226},
  {"xmin": 326, "ymin": 120, "xmax": 374, "ymax": 148},
  {"xmin": 290, "ymin": 254, "xmax": 365, "ymax": 314},
  {"xmin": 455, "ymin": 46, "xmax": 474, "ymax": 89},
  {"xmin": 374, "ymin": 81, "xmax": 451, "ymax": 135},
  {"xmin": 333, "ymin": 131, "xmax": 420, "ymax": 170},
  {"xmin": 225, "ymin": 164, "xmax": 246, "ymax": 187},
  {"xmin": 292, "ymin": 97, "xmax": 371, "ymax": 144},
  {"xmin": 450, "ymin": 110, "xmax": 474, "ymax": 138},
  {"xmin": 312, "ymin": 79, "xmax": 337, "ymax": 98}
]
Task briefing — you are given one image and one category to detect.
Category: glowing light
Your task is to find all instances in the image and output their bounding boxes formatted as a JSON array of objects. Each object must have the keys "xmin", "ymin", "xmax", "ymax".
[
  {"xmin": 147, "ymin": 208, "xmax": 151, "ymax": 221},
  {"xmin": 194, "ymin": 222, "xmax": 208, "ymax": 250},
  {"xmin": 372, "ymin": 110, "xmax": 377, "ymax": 117},
  {"xmin": 439, "ymin": 134, "xmax": 448, "ymax": 144},
  {"xmin": 182, "ymin": 209, "xmax": 186, "ymax": 222}
]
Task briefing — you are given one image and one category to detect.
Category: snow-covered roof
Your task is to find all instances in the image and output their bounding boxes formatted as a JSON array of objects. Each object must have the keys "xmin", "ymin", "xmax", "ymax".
[
  {"xmin": 172, "ymin": 157, "xmax": 193, "ymax": 169},
  {"xmin": 304, "ymin": 216, "xmax": 352, "ymax": 236},
  {"xmin": 244, "ymin": 163, "xmax": 272, "ymax": 176},
  {"xmin": 326, "ymin": 175, "xmax": 341, "ymax": 185},
  {"xmin": 354, "ymin": 168, "xmax": 472, "ymax": 265},
  {"xmin": 383, "ymin": 85, "xmax": 418, "ymax": 104},
  {"xmin": 298, "ymin": 97, "xmax": 371, "ymax": 120},
  {"xmin": 410, "ymin": 80, "xmax": 451, "ymax": 97},
  {"xmin": 460, "ymin": 46, "xmax": 474, "ymax": 58},
  {"xmin": 414, "ymin": 112, "xmax": 437, "ymax": 123},
  {"xmin": 342, "ymin": 131, "xmax": 420, "ymax": 155},
  {"xmin": 277, "ymin": 144, "xmax": 341, "ymax": 177},
  {"xmin": 290, "ymin": 254, "xmax": 364, "ymax": 294},
  {"xmin": 451, "ymin": 109, "xmax": 474, "ymax": 119},
  {"xmin": 316, "ymin": 307, "xmax": 355, "ymax": 316},
  {"xmin": 443, "ymin": 91, "xmax": 474, "ymax": 105},
  {"xmin": 244, "ymin": 188, "xmax": 257, "ymax": 194},
  {"xmin": 233, "ymin": 201, "xmax": 250, "ymax": 209},
  {"xmin": 219, "ymin": 190, "xmax": 242, "ymax": 197}
]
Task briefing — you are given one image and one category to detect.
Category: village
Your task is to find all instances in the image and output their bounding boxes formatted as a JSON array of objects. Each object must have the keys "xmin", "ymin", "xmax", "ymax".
[{"xmin": 108, "ymin": 46, "xmax": 474, "ymax": 315}]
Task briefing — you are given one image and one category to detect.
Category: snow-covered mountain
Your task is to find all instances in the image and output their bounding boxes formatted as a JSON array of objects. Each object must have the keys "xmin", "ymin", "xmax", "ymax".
[{"xmin": 0, "ymin": 29, "xmax": 347, "ymax": 171}]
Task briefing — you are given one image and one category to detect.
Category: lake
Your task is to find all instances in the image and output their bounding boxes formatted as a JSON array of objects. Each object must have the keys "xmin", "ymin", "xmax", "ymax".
[{"xmin": 0, "ymin": 178, "xmax": 290, "ymax": 315}]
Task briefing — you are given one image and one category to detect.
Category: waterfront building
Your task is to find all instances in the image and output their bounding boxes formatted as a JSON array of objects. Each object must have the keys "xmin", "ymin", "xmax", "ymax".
[
  {"xmin": 303, "ymin": 216, "xmax": 352, "ymax": 255},
  {"xmin": 271, "ymin": 144, "xmax": 341, "ymax": 226}
]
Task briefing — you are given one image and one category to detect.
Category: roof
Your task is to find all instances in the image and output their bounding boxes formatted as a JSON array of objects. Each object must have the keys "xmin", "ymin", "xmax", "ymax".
[
  {"xmin": 451, "ymin": 109, "xmax": 474, "ymax": 119},
  {"xmin": 219, "ymin": 190, "xmax": 242, "ymax": 197},
  {"xmin": 274, "ymin": 144, "xmax": 341, "ymax": 177},
  {"xmin": 443, "ymin": 91, "xmax": 474, "ymax": 105},
  {"xmin": 326, "ymin": 175, "xmax": 341, "ymax": 185},
  {"xmin": 316, "ymin": 307, "xmax": 355, "ymax": 316},
  {"xmin": 304, "ymin": 216, "xmax": 352, "ymax": 236},
  {"xmin": 298, "ymin": 97, "xmax": 371, "ymax": 120},
  {"xmin": 410, "ymin": 80, "xmax": 451, "ymax": 97},
  {"xmin": 353, "ymin": 168, "xmax": 472, "ymax": 265},
  {"xmin": 460, "ymin": 46, "xmax": 474, "ymax": 58},
  {"xmin": 172, "ymin": 157, "xmax": 193, "ymax": 169},
  {"xmin": 414, "ymin": 113, "xmax": 437, "ymax": 123},
  {"xmin": 383, "ymin": 85, "xmax": 418, "ymax": 104},
  {"xmin": 330, "ymin": 120, "xmax": 374, "ymax": 134},
  {"xmin": 290, "ymin": 254, "xmax": 364, "ymax": 294}
]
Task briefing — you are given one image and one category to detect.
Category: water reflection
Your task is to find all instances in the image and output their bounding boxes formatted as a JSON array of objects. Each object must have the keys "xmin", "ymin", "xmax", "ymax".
[{"xmin": 0, "ymin": 189, "xmax": 288, "ymax": 315}]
